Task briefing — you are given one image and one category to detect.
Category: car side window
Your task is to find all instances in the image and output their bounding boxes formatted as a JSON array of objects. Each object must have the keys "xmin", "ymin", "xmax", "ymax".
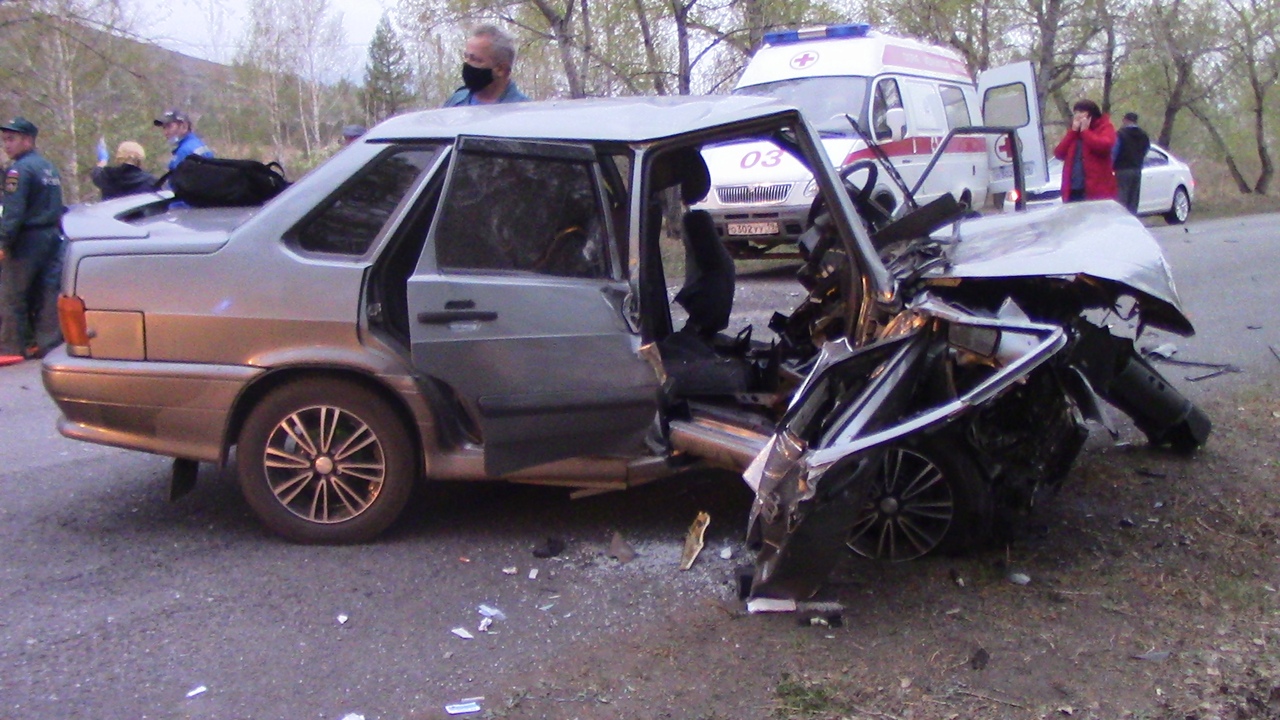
[
  {"xmin": 871, "ymin": 78, "xmax": 904, "ymax": 141},
  {"xmin": 434, "ymin": 149, "xmax": 612, "ymax": 279},
  {"xmin": 1144, "ymin": 149, "xmax": 1169, "ymax": 168},
  {"xmin": 939, "ymin": 85, "xmax": 972, "ymax": 129},
  {"xmin": 289, "ymin": 147, "xmax": 441, "ymax": 256},
  {"xmin": 903, "ymin": 80, "xmax": 947, "ymax": 134}
]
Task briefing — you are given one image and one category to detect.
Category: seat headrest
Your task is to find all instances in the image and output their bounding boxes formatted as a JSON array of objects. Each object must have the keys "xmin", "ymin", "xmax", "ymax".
[{"xmin": 651, "ymin": 147, "xmax": 711, "ymax": 205}]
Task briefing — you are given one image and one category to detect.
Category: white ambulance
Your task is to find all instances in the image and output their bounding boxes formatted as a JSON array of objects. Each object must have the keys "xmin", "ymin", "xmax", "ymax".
[{"xmin": 697, "ymin": 23, "xmax": 1045, "ymax": 255}]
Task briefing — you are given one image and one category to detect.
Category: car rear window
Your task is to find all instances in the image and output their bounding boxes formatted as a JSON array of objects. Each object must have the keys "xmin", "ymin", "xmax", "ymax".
[{"xmin": 291, "ymin": 146, "xmax": 441, "ymax": 256}]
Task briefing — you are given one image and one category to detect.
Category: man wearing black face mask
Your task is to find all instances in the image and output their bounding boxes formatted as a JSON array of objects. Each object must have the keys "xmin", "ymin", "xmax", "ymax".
[{"xmin": 443, "ymin": 25, "xmax": 530, "ymax": 107}]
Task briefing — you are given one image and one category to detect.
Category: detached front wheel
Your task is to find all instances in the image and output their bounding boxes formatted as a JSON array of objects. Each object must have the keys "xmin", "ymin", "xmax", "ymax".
[{"xmin": 237, "ymin": 378, "xmax": 416, "ymax": 544}]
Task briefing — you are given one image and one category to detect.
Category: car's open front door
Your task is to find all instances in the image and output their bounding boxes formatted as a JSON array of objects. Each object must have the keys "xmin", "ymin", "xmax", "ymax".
[
  {"xmin": 978, "ymin": 60, "xmax": 1048, "ymax": 196},
  {"xmin": 407, "ymin": 136, "xmax": 658, "ymax": 476}
]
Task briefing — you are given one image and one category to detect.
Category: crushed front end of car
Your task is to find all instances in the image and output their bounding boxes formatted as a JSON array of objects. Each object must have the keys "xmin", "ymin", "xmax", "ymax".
[{"xmin": 744, "ymin": 200, "xmax": 1210, "ymax": 600}]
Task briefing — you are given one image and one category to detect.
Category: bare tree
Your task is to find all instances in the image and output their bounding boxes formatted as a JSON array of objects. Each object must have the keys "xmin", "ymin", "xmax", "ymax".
[
  {"xmin": 1223, "ymin": 0, "xmax": 1280, "ymax": 194},
  {"xmin": 1128, "ymin": 0, "xmax": 1229, "ymax": 148},
  {"xmin": 0, "ymin": 0, "xmax": 133, "ymax": 202},
  {"xmin": 1188, "ymin": 100, "xmax": 1254, "ymax": 194}
]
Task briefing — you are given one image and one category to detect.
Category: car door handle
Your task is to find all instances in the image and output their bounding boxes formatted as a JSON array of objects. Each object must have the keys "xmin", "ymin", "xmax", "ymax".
[{"xmin": 417, "ymin": 310, "xmax": 498, "ymax": 324}]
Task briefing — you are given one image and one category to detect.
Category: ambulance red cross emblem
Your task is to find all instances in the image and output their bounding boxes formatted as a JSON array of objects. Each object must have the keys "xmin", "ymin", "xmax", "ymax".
[
  {"xmin": 790, "ymin": 51, "xmax": 819, "ymax": 70},
  {"xmin": 995, "ymin": 134, "xmax": 1018, "ymax": 163}
]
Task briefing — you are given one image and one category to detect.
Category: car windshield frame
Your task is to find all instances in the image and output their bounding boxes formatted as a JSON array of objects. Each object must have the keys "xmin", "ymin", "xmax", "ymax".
[{"xmin": 733, "ymin": 76, "xmax": 872, "ymax": 136}]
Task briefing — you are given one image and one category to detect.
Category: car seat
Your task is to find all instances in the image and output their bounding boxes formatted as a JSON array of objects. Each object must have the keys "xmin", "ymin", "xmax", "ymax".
[
  {"xmin": 655, "ymin": 148, "xmax": 752, "ymax": 397},
  {"xmin": 670, "ymin": 151, "xmax": 735, "ymax": 337}
]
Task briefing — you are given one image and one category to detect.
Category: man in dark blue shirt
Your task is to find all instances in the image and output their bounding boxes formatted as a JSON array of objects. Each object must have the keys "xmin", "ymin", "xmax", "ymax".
[
  {"xmin": 154, "ymin": 109, "xmax": 214, "ymax": 171},
  {"xmin": 0, "ymin": 116, "xmax": 64, "ymax": 364},
  {"xmin": 442, "ymin": 25, "xmax": 530, "ymax": 107}
]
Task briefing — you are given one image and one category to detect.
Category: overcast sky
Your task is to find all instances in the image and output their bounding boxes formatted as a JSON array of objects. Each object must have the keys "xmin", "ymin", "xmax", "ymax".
[{"xmin": 136, "ymin": 0, "xmax": 387, "ymax": 68}]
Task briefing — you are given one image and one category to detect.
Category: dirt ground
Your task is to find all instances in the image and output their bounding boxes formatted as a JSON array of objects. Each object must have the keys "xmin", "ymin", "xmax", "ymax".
[{"xmin": 414, "ymin": 373, "xmax": 1280, "ymax": 720}]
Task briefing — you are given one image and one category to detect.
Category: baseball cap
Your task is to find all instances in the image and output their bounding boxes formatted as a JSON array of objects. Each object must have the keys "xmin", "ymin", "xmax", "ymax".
[
  {"xmin": 1123, "ymin": 112, "xmax": 1139, "ymax": 122},
  {"xmin": 153, "ymin": 110, "xmax": 191, "ymax": 127},
  {"xmin": 342, "ymin": 124, "xmax": 367, "ymax": 139},
  {"xmin": 0, "ymin": 116, "xmax": 38, "ymax": 136}
]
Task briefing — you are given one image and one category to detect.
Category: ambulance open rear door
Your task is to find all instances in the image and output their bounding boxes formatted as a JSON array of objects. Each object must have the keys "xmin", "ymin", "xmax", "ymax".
[{"xmin": 978, "ymin": 60, "xmax": 1047, "ymax": 198}]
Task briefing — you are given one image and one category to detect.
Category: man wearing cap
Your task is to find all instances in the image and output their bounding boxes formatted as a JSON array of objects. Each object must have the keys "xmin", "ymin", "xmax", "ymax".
[
  {"xmin": 443, "ymin": 25, "xmax": 529, "ymax": 107},
  {"xmin": 154, "ymin": 110, "xmax": 214, "ymax": 171},
  {"xmin": 0, "ymin": 116, "xmax": 64, "ymax": 365},
  {"xmin": 90, "ymin": 141, "xmax": 158, "ymax": 200},
  {"xmin": 1113, "ymin": 111, "xmax": 1151, "ymax": 215}
]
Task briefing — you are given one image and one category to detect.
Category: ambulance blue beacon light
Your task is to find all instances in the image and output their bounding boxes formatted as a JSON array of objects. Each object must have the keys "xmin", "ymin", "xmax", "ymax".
[{"xmin": 762, "ymin": 23, "xmax": 871, "ymax": 46}]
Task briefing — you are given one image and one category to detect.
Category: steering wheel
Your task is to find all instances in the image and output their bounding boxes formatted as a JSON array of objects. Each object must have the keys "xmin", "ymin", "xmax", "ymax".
[
  {"xmin": 806, "ymin": 158, "xmax": 882, "ymax": 228},
  {"xmin": 532, "ymin": 224, "xmax": 587, "ymax": 273}
]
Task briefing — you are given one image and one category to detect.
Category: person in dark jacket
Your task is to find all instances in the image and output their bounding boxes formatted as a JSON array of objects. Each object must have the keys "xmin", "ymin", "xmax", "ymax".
[
  {"xmin": 0, "ymin": 116, "xmax": 64, "ymax": 365},
  {"xmin": 1053, "ymin": 99, "xmax": 1118, "ymax": 202},
  {"xmin": 90, "ymin": 141, "xmax": 158, "ymax": 200},
  {"xmin": 1113, "ymin": 112, "xmax": 1151, "ymax": 214}
]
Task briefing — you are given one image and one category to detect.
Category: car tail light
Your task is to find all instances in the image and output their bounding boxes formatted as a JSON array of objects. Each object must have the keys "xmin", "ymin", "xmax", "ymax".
[{"xmin": 58, "ymin": 295, "xmax": 91, "ymax": 356}]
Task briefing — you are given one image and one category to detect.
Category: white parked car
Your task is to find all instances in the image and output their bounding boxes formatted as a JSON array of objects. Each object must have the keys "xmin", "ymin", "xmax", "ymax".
[{"xmin": 1010, "ymin": 145, "xmax": 1194, "ymax": 224}]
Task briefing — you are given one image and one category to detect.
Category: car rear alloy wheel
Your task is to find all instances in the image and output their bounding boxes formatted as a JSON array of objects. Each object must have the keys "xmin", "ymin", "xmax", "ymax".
[
  {"xmin": 1165, "ymin": 186, "xmax": 1190, "ymax": 225},
  {"xmin": 238, "ymin": 379, "xmax": 415, "ymax": 543},
  {"xmin": 846, "ymin": 440, "xmax": 989, "ymax": 562}
]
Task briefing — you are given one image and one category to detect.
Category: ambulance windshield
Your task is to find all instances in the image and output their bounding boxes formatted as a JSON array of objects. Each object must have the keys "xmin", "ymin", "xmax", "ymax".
[{"xmin": 734, "ymin": 76, "xmax": 871, "ymax": 136}]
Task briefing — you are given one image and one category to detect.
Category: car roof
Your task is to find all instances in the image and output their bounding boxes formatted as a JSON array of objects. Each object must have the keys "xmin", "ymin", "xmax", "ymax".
[{"xmin": 367, "ymin": 95, "xmax": 804, "ymax": 145}]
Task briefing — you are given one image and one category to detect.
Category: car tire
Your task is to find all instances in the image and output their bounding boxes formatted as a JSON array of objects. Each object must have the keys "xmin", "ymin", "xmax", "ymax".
[
  {"xmin": 236, "ymin": 378, "xmax": 416, "ymax": 544},
  {"xmin": 845, "ymin": 436, "xmax": 991, "ymax": 562},
  {"xmin": 1164, "ymin": 186, "xmax": 1191, "ymax": 225}
]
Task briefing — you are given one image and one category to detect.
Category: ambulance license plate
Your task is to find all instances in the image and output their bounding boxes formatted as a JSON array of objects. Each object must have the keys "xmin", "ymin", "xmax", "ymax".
[{"xmin": 726, "ymin": 221, "xmax": 780, "ymax": 236}]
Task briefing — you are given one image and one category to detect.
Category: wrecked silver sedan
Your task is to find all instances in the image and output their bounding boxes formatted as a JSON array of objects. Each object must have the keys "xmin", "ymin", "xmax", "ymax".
[{"xmin": 43, "ymin": 96, "xmax": 1206, "ymax": 600}]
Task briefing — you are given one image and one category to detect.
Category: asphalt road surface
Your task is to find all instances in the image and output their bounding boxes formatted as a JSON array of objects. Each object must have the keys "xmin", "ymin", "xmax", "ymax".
[{"xmin": 1, "ymin": 212, "xmax": 1276, "ymax": 719}]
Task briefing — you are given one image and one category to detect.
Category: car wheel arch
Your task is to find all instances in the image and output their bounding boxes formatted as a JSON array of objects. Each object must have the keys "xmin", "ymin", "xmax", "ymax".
[{"xmin": 224, "ymin": 367, "xmax": 427, "ymax": 471}]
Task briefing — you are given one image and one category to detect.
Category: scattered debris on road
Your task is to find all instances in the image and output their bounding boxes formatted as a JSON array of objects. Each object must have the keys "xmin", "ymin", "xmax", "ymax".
[
  {"xmin": 679, "ymin": 511, "xmax": 711, "ymax": 571},
  {"xmin": 608, "ymin": 531, "xmax": 637, "ymax": 564},
  {"xmin": 445, "ymin": 697, "xmax": 483, "ymax": 715}
]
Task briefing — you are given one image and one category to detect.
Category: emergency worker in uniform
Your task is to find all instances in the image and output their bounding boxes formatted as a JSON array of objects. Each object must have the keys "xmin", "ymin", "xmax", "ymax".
[
  {"xmin": 443, "ymin": 25, "xmax": 530, "ymax": 107},
  {"xmin": 153, "ymin": 109, "xmax": 214, "ymax": 171},
  {"xmin": 0, "ymin": 117, "xmax": 65, "ymax": 365}
]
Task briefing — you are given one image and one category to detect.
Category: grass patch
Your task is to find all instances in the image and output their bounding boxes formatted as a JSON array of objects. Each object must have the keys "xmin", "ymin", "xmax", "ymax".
[{"xmin": 774, "ymin": 673, "xmax": 846, "ymax": 718}]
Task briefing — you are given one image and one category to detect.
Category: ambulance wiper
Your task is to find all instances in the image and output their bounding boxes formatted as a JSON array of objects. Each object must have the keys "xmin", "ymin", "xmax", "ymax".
[{"xmin": 842, "ymin": 114, "xmax": 918, "ymax": 212}]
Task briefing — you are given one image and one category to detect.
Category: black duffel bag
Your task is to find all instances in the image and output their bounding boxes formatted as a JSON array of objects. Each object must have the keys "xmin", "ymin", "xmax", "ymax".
[{"xmin": 156, "ymin": 155, "xmax": 290, "ymax": 207}]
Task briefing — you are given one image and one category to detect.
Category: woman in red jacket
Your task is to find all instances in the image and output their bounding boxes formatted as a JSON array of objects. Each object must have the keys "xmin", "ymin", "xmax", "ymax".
[{"xmin": 1053, "ymin": 99, "xmax": 1118, "ymax": 202}]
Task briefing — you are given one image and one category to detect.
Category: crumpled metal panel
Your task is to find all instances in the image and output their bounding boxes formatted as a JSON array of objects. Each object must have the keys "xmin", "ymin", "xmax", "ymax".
[{"xmin": 934, "ymin": 201, "xmax": 1194, "ymax": 335}]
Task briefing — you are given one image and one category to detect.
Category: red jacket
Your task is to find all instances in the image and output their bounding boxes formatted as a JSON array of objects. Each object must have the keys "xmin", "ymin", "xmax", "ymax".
[{"xmin": 1053, "ymin": 114, "xmax": 1118, "ymax": 201}]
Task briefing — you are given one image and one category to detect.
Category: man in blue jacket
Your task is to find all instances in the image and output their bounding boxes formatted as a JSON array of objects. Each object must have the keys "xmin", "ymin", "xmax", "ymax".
[
  {"xmin": 443, "ymin": 25, "xmax": 530, "ymax": 107},
  {"xmin": 0, "ymin": 117, "xmax": 64, "ymax": 365},
  {"xmin": 154, "ymin": 109, "xmax": 214, "ymax": 170}
]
